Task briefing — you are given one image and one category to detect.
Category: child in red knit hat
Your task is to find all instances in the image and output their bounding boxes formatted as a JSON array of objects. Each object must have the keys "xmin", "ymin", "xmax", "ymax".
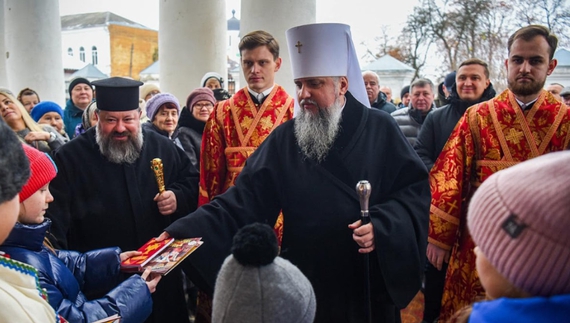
[{"xmin": 0, "ymin": 144, "xmax": 162, "ymax": 323}]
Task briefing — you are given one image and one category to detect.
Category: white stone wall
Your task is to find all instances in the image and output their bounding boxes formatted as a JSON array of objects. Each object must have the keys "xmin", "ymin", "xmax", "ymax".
[{"xmin": 61, "ymin": 27, "xmax": 111, "ymax": 76}]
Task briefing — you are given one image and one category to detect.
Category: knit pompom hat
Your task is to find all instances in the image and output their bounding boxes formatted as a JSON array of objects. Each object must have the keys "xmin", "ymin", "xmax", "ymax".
[
  {"xmin": 186, "ymin": 87, "xmax": 216, "ymax": 111},
  {"xmin": 145, "ymin": 93, "xmax": 180, "ymax": 121},
  {"xmin": 212, "ymin": 223, "xmax": 316, "ymax": 323},
  {"xmin": 30, "ymin": 101, "xmax": 64, "ymax": 122},
  {"xmin": 468, "ymin": 151, "xmax": 570, "ymax": 297},
  {"xmin": 19, "ymin": 145, "xmax": 57, "ymax": 202}
]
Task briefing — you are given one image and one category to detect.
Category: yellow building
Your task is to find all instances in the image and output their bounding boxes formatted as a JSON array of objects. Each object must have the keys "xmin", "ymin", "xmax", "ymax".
[{"xmin": 61, "ymin": 12, "xmax": 158, "ymax": 80}]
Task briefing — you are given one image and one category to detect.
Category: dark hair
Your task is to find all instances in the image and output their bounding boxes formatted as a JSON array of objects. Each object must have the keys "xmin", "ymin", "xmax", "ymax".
[
  {"xmin": 507, "ymin": 25, "xmax": 558, "ymax": 60},
  {"xmin": 239, "ymin": 30, "xmax": 279, "ymax": 60},
  {"xmin": 17, "ymin": 87, "xmax": 40, "ymax": 102},
  {"xmin": 0, "ymin": 119, "xmax": 30, "ymax": 203},
  {"xmin": 459, "ymin": 58, "xmax": 490, "ymax": 79}
]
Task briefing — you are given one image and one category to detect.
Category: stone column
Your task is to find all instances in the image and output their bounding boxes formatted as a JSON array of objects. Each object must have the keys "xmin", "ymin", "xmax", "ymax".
[
  {"xmin": 159, "ymin": 0, "xmax": 226, "ymax": 105},
  {"xmin": 4, "ymin": 0, "xmax": 65, "ymax": 104},
  {"xmin": 0, "ymin": 0, "xmax": 8, "ymax": 87},
  {"xmin": 240, "ymin": 0, "xmax": 316, "ymax": 97}
]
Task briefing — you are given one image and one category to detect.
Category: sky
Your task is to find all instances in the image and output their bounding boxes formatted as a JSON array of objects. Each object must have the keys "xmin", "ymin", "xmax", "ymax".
[{"xmin": 58, "ymin": 0, "xmax": 431, "ymax": 76}]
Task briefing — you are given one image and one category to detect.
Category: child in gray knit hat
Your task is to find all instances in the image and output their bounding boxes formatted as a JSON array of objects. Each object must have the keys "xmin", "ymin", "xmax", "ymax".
[{"xmin": 212, "ymin": 223, "xmax": 316, "ymax": 323}]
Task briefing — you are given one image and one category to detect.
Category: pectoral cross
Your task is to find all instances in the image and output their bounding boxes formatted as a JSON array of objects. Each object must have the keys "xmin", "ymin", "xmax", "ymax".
[{"xmin": 295, "ymin": 41, "xmax": 303, "ymax": 53}]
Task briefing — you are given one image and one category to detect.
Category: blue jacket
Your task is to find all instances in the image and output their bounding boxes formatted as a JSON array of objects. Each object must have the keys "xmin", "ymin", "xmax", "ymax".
[
  {"xmin": 0, "ymin": 219, "xmax": 153, "ymax": 323},
  {"xmin": 63, "ymin": 99, "xmax": 84, "ymax": 139},
  {"xmin": 469, "ymin": 294, "xmax": 570, "ymax": 322}
]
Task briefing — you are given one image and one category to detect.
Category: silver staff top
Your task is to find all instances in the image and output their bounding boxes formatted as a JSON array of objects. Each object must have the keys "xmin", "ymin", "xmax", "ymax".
[{"xmin": 356, "ymin": 180, "xmax": 372, "ymax": 215}]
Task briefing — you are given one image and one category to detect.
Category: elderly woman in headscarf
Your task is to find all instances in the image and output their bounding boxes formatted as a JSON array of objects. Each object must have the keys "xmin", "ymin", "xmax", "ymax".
[{"xmin": 0, "ymin": 90, "xmax": 65, "ymax": 153}]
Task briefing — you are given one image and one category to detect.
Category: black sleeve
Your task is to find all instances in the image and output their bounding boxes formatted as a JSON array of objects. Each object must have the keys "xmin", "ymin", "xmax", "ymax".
[
  {"xmin": 414, "ymin": 111, "xmax": 436, "ymax": 170},
  {"xmin": 164, "ymin": 135, "xmax": 283, "ymax": 294},
  {"xmin": 45, "ymin": 151, "xmax": 72, "ymax": 249}
]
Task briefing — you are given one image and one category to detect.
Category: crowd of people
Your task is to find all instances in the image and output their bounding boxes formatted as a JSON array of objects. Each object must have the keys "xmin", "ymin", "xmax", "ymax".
[{"xmin": 1, "ymin": 22, "xmax": 570, "ymax": 323}]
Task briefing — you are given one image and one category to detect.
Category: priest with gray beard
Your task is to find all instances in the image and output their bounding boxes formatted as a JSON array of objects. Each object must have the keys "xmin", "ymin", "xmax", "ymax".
[
  {"xmin": 46, "ymin": 77, "xmax": 199, "ymax": 323},
  {"xmin": 161, "ymin": 23, "xmax": 430, "ymax": 323}
]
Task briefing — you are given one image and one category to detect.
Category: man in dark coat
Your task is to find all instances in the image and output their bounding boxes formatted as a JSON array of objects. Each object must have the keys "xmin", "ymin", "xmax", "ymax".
[
  {"xmin": 159, "ymin": 23, "xmax": 430, "ymax": 323},
  {"xmin": 363, "ymin": 70, "xmax": 397, "ymax": 114},
  {"xmin": 414, "ymin": 58, "xmax": 495, "ymax": 323},
  {"xmin": 47, "ymin": 77, "xmax": 199, "ymax": 323}
]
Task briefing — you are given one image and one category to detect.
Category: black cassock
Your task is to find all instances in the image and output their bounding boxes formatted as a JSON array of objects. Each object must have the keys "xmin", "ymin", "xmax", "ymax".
[
  {"xmin": 169, "ymin": 92, "xmax": 430, "ymax": 323},
  {"xmin": 47, "ymin": 127, "xmax": 198, "ymax": 323}
]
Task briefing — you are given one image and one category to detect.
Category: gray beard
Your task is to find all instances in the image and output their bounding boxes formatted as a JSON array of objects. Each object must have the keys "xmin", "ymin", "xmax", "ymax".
[
  {"xmin": 95, "ymin": 124, "xmax": 144, "ymax": 164},
  {"xmin": 294, "ymin": 96, "xmax": 343, "ymax": 163}
]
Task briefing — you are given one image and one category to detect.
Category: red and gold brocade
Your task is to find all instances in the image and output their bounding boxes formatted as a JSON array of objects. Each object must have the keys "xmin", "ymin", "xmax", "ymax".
[
  {"xmin": 198, "ymin": 85, "xmax": 293, "ymax": 238},
  {"xmin": 428, "ymin": 89, "xmax": 570, "ymax": 321}
]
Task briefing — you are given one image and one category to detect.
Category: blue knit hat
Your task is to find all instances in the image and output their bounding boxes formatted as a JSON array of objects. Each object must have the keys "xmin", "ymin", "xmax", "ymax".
[{"xmin": 30, "ymin": 101, "xmax": 64, "ymax": 122}]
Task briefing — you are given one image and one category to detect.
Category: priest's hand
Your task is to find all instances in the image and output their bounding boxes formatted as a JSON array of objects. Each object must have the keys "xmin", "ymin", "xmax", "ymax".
[
  {"xmin": 349, "ymin": 219, "xmax": 375, "ymax": 253},
  {"xmin": 154, "ymin": 190, "xmax": 177, "ymax": 215},
  {"xmin": 427, "ymin": 242, "xmax": 450, "ymax": 271},
  {"xmin": 155, "ymin": 231, "xmax": 171, "ymax": 242}
]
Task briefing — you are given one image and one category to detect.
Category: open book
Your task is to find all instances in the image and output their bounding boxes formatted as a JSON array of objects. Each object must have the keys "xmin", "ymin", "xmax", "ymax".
[{"xmin": 121, "ymin": 237, "xmax": 203, "ymax": 275}]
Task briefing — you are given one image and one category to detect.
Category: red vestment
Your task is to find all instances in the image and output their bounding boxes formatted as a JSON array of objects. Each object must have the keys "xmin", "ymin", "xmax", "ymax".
[{"xmin": 428, "ymin": 89, "xmax": 570, "ymax": 321}]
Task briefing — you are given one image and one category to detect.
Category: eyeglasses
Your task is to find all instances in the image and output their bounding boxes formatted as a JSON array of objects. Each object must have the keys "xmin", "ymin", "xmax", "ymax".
[{"xmin": 194, "ymin": 103, "xmax": 214, "ymax": 109}]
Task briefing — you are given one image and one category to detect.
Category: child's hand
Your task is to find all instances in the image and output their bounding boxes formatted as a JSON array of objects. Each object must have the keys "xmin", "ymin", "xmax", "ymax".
[
  {"xmin": 141, "ymin": 267, "xmax": 162, "ymax": 293},
  {"xmin": 120, "ymin": 250, "xmax": 142, "ymax": 262}
]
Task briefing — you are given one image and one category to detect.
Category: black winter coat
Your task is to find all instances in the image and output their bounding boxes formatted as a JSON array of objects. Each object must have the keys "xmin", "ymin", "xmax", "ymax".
[{"xmin": 414, "ymin": 83, "xmax": 497, "ymax": 170}]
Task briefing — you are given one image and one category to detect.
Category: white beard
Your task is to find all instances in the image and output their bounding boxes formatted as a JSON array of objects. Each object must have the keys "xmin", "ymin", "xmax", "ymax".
[
  {"xmin": 96, "ymin": 124, "xmax": 144, "ymax": 164},
  {"xmin": 294, "ymin": 95, "xmax": 344, "ymax": 163}
]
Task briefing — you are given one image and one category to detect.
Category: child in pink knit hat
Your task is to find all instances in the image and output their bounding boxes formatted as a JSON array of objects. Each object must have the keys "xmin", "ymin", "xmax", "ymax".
[{"xmin": 455, "ymin": 151, "xmax": 570, "ymax": 322}]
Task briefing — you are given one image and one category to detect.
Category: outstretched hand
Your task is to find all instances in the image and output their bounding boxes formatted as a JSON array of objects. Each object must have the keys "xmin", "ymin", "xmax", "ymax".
[
  {"xmin": 348, "ymin": 219, "xmax": 375, "ymax": 254},
  {"xmin": 155, "ymin": 231, "xmax": 171, "ymax": 242},
  {"xmin": 141, "ymin": 267, "xmax": 162, "ymax": 293},
  {"xmin": 119, "ymin": 250, "xmax": 142, "ymax": 262}
]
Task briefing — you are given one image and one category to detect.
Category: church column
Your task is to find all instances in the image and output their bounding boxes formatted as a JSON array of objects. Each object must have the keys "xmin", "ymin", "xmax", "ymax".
[
  {"xmin": 159, "ymin": 0, "xmax": 226, "ymax": 105},
  {"xmin": 0, "ymin": 0, "xmax": 8, "ymax": 87},
  {"xmin": 4, "ymin": 0, "xmax": 65, "ymax": 104},
  {"xmin": 240, "ymin": 0, "xmax": 316, "ymax": 97}
]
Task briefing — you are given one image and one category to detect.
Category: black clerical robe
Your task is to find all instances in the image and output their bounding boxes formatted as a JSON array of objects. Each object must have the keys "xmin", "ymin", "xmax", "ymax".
[
  {"xmin": 47, "ymin": 127, "xmax": 198, "ymax": 323},
  {"xmin": 168, "ymin": 92, "xmax": 430, "ymax": 323}
]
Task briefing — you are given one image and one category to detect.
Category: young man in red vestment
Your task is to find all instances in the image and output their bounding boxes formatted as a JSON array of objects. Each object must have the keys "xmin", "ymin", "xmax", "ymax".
[
  {"xmin": 427, "ymin": 24, "xmax": 570, "ymax": 322},
  {"xmin": 196, "ymin": 30, "xmax": 294, "ymax": 322}
]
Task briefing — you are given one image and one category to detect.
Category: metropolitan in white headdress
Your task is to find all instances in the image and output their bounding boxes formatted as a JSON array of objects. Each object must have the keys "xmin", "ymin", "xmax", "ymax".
[{"xmin": 286, "ymin": 23, "xmax": 370, "ymax": 114}]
